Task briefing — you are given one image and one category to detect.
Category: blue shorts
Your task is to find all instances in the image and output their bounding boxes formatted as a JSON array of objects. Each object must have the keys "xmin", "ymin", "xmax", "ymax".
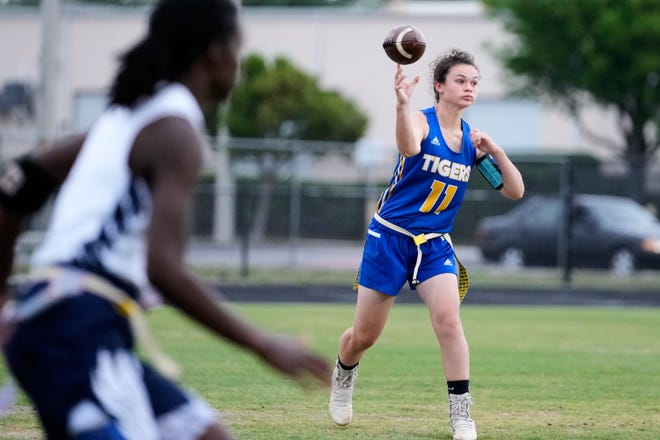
[
  {"xmin": 4, "ymin": 292, "xmax": 216, "ymax": 440},
  {"xmin": 357, "ymin": 220, "xmax": 457, "ymax": 296}
]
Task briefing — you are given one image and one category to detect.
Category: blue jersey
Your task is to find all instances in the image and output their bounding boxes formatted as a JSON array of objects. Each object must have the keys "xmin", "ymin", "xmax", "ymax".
[{"xmin": 375, "ymin": 107, "xmax": 477, "ymax": 234}]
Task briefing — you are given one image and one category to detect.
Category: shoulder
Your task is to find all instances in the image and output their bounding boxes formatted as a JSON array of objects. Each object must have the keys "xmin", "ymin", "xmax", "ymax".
[
  {"xmin": 416, "ymin": 107, "xmax": 437, "ymax": 139},
  {"xmin": 413, "ymin": 107, "xmax": 434, "ymax": 125},
  {"xmin": 420, "ymin": 106, "xmax": 436, "ymax": 120},
  {"xmin": 136, "ymin": 83, "xmax": 205, "ymax": 131},
  {"xmin": 131, "ymin": 116, "xmax": 204, "ymax": 184},
  {"xmin": 130, "ymin": 84, "xmax": 206, "ymax": 180}
]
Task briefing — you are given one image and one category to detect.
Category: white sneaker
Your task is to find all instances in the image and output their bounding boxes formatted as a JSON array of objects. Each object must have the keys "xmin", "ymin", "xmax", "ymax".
[
  {"xmin": 449, "ymin": 392, "xmax": 477, "ymax": 440},
  {"xmin": 329, "ymin": 363, "xmax": 358, "ymax": 426}
]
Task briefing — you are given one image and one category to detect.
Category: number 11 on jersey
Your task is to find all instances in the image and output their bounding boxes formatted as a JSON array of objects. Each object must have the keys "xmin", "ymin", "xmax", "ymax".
[{"xmin": 419, "ymin": 180, "xmax": 457, "ymax": 214}]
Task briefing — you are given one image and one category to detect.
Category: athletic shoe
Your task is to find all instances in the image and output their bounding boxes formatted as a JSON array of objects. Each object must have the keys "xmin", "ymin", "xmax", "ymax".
[
  {"xmin": 449, "ymin": 392, "xmax": 477, "ymax": 440},
  {"xmin": 328, "ymin": 363, "xmax": 358, "ymax": 426}
]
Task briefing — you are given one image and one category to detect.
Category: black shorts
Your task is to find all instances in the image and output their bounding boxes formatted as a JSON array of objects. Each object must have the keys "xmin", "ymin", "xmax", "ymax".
[{"xmin": 4, "ymin": 293, "xmax": 216, "ymax": 439}]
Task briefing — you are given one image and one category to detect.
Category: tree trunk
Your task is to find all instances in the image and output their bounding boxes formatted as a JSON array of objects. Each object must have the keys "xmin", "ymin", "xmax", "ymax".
[
  {"xmin": 624, "ymin": 118, "xmax": 649, "ymax": 204},
  {"xmin": 626, "ymin": 153, "xmax": 647, "ymax": 204},
  {"xmin": 249, "ymin": 153, "xmax": 278, "ymax": 242}
]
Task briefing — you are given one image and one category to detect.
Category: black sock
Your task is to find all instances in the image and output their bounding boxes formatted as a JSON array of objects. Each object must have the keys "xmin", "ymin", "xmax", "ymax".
[
  {"xmin": 447, "ymin": 380, "xmax": 469, "ymax": 395},
  {"xmin": 337, "ymin": 356, "xmax": 358, "ymax": 371}
]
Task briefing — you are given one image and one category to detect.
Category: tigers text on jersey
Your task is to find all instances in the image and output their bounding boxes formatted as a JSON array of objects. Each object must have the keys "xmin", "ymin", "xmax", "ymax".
[
  {"xmin": 375, "ymin": 107, "xmax": 477, "ymax": 234},
  {"xmin": 30, "ymin": 83, "xmax": 204, "ymax": 296}
]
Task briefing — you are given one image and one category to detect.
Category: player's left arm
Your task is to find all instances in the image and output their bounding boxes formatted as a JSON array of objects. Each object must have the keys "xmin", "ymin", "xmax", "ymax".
[
  {"xmin": 470, "ymin": 128, "xmax": 524, "ymax": 200},
  {"xmin": 0, "ymin": 134, "xmax": 85, "ymax": 303}
]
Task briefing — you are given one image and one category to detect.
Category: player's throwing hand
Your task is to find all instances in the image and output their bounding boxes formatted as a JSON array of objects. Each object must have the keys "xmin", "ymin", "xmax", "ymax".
[{"xmin": 395, "ymin": 64, "xmax": 421, "ymax": 107}]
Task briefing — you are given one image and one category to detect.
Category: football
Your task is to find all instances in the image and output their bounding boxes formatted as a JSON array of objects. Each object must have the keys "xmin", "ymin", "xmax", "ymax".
[{"xmin": 382, "ymin": 25, "xmax": 426, "ymax": 65}]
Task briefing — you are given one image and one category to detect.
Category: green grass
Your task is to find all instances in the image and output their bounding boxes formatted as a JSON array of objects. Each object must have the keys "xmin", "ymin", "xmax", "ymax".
[{"xmin": 1, "ymin": 304, "xmax": 659, "ymax": 439}]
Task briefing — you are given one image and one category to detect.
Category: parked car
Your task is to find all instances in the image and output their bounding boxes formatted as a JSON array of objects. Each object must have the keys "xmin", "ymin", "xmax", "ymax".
[{"xmin": 475, "ymin": 194, "xmax": 660, "ymax": 274}]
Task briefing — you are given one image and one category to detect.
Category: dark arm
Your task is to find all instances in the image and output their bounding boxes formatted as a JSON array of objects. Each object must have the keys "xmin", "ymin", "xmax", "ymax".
[
  {"xmin": 30, "ymin": 134, "xmax": 87, "ymax": 183},
  {"xmin": 0, "ymin": 213, "xmax": 22, "ymax": 306},
  {"xmin": 0, "ymin": 134, "xmax": 85, "ymax": 302},
  {"xmin": 130, "ymin": 117, "xmax": 329, "ymax": 385}
]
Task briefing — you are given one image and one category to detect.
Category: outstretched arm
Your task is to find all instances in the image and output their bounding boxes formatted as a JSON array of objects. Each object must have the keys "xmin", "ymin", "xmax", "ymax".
[
  {"xmin": 470, "ymin": 129, "xmax": 525, "ymax": 200},
  {"xmin": 131, "ymin": 117, "xmax": 330, "ymax": 386},
  {"xmin": 394, "ymin": 65, "xmax": 427, "ymax": 157}
]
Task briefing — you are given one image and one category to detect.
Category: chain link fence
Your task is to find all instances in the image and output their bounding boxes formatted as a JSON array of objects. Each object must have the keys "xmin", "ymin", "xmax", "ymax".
[{"xmin": 193, "ymin": 144, "xmax": 660, "ymax": 246}]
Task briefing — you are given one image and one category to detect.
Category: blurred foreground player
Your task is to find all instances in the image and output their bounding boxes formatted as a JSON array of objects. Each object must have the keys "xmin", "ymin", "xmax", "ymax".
[{"xmin": 0, "ymin": 1, "xmax": 329, "ymax": 439}]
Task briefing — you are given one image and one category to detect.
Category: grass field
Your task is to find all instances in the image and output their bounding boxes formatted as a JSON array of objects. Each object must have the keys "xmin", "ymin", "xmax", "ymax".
[{"xmin": 1, "ymin": 303, "xmax": 659, "ymax": 439}]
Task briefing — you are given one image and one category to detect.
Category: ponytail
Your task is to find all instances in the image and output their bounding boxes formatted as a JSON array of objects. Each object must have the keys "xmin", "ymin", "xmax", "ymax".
[
  {"xmin": 109, "ymin": 36, "xmax": 170, "ymax": 107},
  {"xmin": 109, "ymin": 0, "xmax": 239, "ymax": 107}
]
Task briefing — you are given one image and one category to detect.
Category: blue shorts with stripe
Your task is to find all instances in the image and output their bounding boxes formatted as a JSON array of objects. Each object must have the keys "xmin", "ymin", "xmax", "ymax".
[
  {"xmin": 357, "ymin": 220, "xmax": 457, "ymax": 296},
  {"xmin": 4, "ymin": 291, "xmax": 216, "ymax": 440}
]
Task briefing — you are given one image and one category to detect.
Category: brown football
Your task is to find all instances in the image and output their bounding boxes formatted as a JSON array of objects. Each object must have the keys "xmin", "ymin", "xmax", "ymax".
[{"xmin": 382, "ymin": 25, "xmax": 426, "ymax": 65}]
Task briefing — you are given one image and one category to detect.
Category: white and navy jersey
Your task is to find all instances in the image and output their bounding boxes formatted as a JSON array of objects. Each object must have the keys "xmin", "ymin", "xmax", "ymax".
[
  {"xmin": 375, "ymin": 107, "xmax": 477, "ymax": 234},
  {"xmin": 31, "ymin": 83, "xmax": 204, "ymax": 297}
]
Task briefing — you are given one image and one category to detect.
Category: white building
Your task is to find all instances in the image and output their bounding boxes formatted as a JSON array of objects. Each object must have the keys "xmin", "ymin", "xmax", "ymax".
[{"xmin": 0, "ymin": 1, "xmax": 625, "ymax": 165}]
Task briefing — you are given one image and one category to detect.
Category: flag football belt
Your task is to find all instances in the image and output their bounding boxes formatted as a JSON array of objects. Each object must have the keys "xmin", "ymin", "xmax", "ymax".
[
  {"xmin": 373, "ymin": 213, "xmax": 469, "ymax": 302},
  {"xmin": 8, "ymin": 266, "xmax": 181, "ymax": 380}
]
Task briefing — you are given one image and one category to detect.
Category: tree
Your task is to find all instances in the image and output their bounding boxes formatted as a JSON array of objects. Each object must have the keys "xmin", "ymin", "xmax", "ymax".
[
  {"xmin": 0, "ymin": 0, "xmax": 154, "ymax": 5},
  {"xmin": 0, "ymin": 0, "xmax": 384, "ymax": 7},
  {"xmin": 225, "ymin": 53, "xmax": 368, "ymax": 240},
  {"xmin": 483, "ymin": 0, "xmax": 660, "ymax": 202},
  {"xmin": 242, "ymin": 0, "xmax": 385, "ymax": 6}
]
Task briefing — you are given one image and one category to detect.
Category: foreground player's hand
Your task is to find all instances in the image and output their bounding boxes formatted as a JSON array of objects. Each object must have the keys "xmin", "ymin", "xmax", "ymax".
[
  {"xmin": 0, "ymin": 300, "xmax": 16, "ymax": 348},
  {"xmin": 258, "ymin": 334, "xmax": 331, "ymax": 387}
]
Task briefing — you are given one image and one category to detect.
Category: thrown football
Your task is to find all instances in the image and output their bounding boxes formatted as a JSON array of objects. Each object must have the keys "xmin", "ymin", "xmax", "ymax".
[{"xmin": 382, "ymin": 25, "xmax": 426, "ymax": 65}]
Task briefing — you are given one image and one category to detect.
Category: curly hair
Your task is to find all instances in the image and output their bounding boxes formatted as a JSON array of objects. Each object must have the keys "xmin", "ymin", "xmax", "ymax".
[{"xmin": 429, "ymin": 49, "xmax": 479, "ymax": 102}]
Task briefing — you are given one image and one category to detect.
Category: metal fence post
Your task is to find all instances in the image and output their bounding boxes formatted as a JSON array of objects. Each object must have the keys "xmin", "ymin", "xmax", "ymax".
[
  {"xmin": 288, "ymin": 144, "xmax": 302, "ymax": 269},
  {"xmin": 558, "ymin": 157, "xmax": 574, "ymax": 288}
]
